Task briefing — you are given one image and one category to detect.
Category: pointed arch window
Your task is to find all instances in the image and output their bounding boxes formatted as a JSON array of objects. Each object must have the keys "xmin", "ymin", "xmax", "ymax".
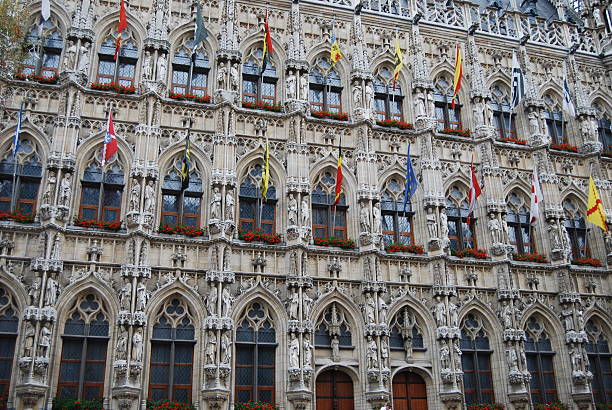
[
  {"xmin": 78, "ymin": 150, "xmax": 124, "ymax": 223},
  {"xmin": 373, "ymin": 67, "xmax": 403, "ymax": 121},
  {"xmin": 388, "ymin": 308, "xmax": 425, "ymax": 352},
  {"xmin": 381, "ymin": 177, "xmax": 413, "ymax": 246},
  {"xmin": 585, "ymin": 319, "xmax": 612, "ymax": 404},
  {"xmin": 460, "ymin": 314, "xmax": 495, "ymax": 404},
  {"xmin": 97, "ymin": 30, "xmax": 138, "ymax": 87},
  {"xmin": 57, "ymin": 294, "xmax": 110, "ymax": 400},
  {"xmin": 171, "ymin": 39, "xmax": 209, "ymax": 96},
  {"xmin": 563, "ymin": 198, "xmax": 588, "ymax": 259},
  {"xmin": 543, "ymin": 94, "xmax": 567, "ymax": 145},
  {"xmin": 235, "ymin": 302, "xmax": 277, "ymax": 404},
  {"xmin": 0, "ymin": 139, "xmax": 43, "ymax": 214},
  {"xmin": 309, "ymin": 58, "xmax": 342, "ymax": 113},
  {"xmin": 525, "ymin": 317, "xmax": 558, "ymax": 404},
  {"xmin": 148, "ymin": 298, "xmax": 195, "ymax": 402},
  {"xmin": 446, "ymin": 185, "xmax": 476, "ymax": 251},
  {"xmin": 311, "ymin": 171, "xmax": 347, "ymax": 240},
  {"xmin": 506, "ymin": 191, "xmax": 534, "ymax": 254},
  {"xmin": 490, "ymin": 84, "xmax": 516, "ymax": 139},
  {"xmin": 239, "ymin": 163, "xmax": 276, "ymax": 233},
  {"xmin": 314, "ymin": 303, "xmax": 353, "ymax": 348},
  {"xmin": 21, "ymin": 18, "xmax": 64, "ymax": 77},
  {"xmin": 242, "ymin": 48, "xmax": 277, "ymax": 105},
  {"xmin": 434, "ymin": 75, "xmax": 461, "ymax": 131},
  {"xmin": 0, "ymin": 287, "xmax": 18, "ymax": 397},
  {"xmin": 162, "ymin": 158, "xmax": 203, "ymax": 228},
  {"xmin": 594, "ymin": 104, "xmax": 612, "ymax": 154}
]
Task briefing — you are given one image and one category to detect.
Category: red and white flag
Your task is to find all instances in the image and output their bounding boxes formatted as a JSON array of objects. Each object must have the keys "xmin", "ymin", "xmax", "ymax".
[
  {"xmin": 102, "ymin": 111, "xmax": 118, "ymax": 167},
  {"xmin": 114, "ymin": 0, "xmax": 128, "ymax": 60},
  {"xmin": 530, "ymin": 168, "xmax": 544, "ymax": 224},
  {"xmin": 466, "ymin": 156, "xmax": 482, "ymax": 225}
]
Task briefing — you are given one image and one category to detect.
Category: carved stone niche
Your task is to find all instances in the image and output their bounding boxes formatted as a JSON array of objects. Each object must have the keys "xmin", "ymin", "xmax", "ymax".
[
  {"xmin": 439, "ymin": 391, "xmax": 464, "ymax": 409},
  {"xmin": 287, "ymin": 390, "xmax": 313, "ymax": 409},
  {"xmin": 15, "ymin": 383, "xmax": 47, "ymax": 410},
  {"xmin": 508, "ymin": 392, "xmax": 531, "ymax": 410},
  {"xmin": 112, "ymin": 386, "xmax": 140, "ymax": 410},
  {"xmin": 202, "ymin": 388, "xmax": 230, "ymax": 410}
]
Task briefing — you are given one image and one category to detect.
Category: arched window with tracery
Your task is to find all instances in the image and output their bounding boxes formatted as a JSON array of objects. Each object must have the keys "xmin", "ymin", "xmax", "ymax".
[
  {"xmin": 21, "ymin": 18, "xmax": 63, "ymax": 77},
  {"xmin": 242, "ymin": 48, "xmax": 277, "ymax": 105},
  {"xmin": 506, "ymin": 191, "xmax": 533, "ymax": 255},
  {"xmin": 563, "ymin": 197, "xmax": 588, "ymax": 259},
  {"xmin": 460, "ymin": 313, "xmax": 494, "ymax": 404},
  {"xmin": 235, "ymin": 302, "xmax": 277, "ymax": 404},
  {"xmin": 0, "ymin": 287, "xmax": 18, "ymax": 397},
  {"xmin": 490, "ymin": 84, "xmax": 516, "ymax": 139},
  {"xmin": 446, "ymin": 185, "xmax": 476, "ymax": 251},
  {"xmin": 434, "ymin": 74, "xmax": 461, "ymax": 131},
  {"xmin": 171, "ymin": 38, "xmax": 210, "ymax": 96},
  {"xmin": 78, "ymin": 149, "xmax": 124, "ymax": 223},
  {"xmin": 148, "ymin": 298, "xmax": 196, "ymax": 402},
  {"xmin": 312, "ymin": 170, "xmax": 347, "ymax": 240},
  {"xmin": 57, "ymin": 294, "xmax": 110, "ymax": 400},
  {"xmin": 585, "ymin": 318, "xmax": 612, "ymax": 404},
  {"xmin": 594, "ymin": 103, "xmax": 612, "ymax": 154},
  {"xmin": 97, "ymin": 29, "xmax": 138, "ymax": 87},
  {"xmin": 0, "ymin": 138, "xmax": 43, "ymax": 214},
  {"xmin": 309, "ymin": 57, "xmax": 342, "ymax": 113},
  {"xmin": 239, "ymin": 163, "xmax": 276, "ymax": 233},
  {"xmin": 525, "ymin": 316, "xmax": 558, "ymax": 404},
  {"xmin": 543, "ymin": 93, "xmax": 567, "ymax": 145},
  {"xmin": 388, "ymin": 307, "xmax": 425, "ymax": 356},
  {"xmin": 314, "ymin": 303, "xmax": 353, "ymax": 349},
  {"xmin": 161, "ymin": 156, "xmax": 203, "ymax": 228},
  {"xmin": 381, "ymin": 177, "xmax": 413, "ymax": 246},
  {"xmin": 373, "ymin": 67, "xmax": 403, "ymax": 121}
]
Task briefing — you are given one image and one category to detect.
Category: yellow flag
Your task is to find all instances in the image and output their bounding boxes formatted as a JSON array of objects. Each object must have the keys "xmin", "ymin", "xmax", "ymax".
[
  {"xmin": 586, "ymin": 176, "xmax": 608, "ymax": 232},
  {"xmin": 261, "ymin": 138, "xmax": 270, "ymax": 200},
  {"xmin": 330, "ymin": 34, "xmax": 343, "ymax": 68},
  {"xmin": 392, "ymin": 39, "xmax": 403, "ymax": 89}
]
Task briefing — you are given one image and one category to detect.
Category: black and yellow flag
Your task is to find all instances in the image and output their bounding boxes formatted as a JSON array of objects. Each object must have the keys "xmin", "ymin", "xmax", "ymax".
[
  {"xmin": 260, "ymin": 11, "xmax": 273, "ymax": 76},
  {"xmin": 181, "ymin": 134, "xmax": 191, "ymax": 190},
  {"xmin": 261, "ymin": 137, "xmax": 270, "ymax": 200}
]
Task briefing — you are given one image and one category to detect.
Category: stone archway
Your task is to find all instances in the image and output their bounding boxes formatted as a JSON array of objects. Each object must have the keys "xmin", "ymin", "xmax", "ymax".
[
  {"xmin": 315, "ymin": 369, "xmax": 354, "ymax": 410},
  {"xmin": 392, "ymin": 370, "xmax": 427, "ymax": 410}
]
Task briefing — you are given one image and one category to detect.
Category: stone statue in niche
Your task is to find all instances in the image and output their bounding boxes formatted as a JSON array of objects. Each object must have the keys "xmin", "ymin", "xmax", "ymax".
[
  {"xmin": 439, "ymin": 208, "xmax": 449, "ymax": 239},
  {"xmin": 364, "ymin": 293, "xmax": 376, "ymax": 323},
  {"xmin": 440, "ymin": 341, "xmax": 450, "ymax": 370},
  {"xmin": 528, "ymin": 109, "xmax": 541, "ymax": 135},
  {"xmin": 484, "ymin": 100, "xmax": 493, "ymax": 126},
  {"xmin": 23, "ymin": 321, "xmax": 35, "ymax": 357},
  {"xmin": 381, "ymin": 337, "xmax": 389, "ymax": 368},
  {"xmin": 119, "ymin": 279, "xmax": 132, "ymax": 310},
  {"xmin": 142, "ymin": 50, "xmax": 152, "ymax": 80},
  {"xmin": 352, "ymin": 82, "xmax": 363, "ymax": 108},
  {"xmin": 289, "ymin": 333, "xmax": 300, "ymax": 368},
  {"xmin": 359, "ymin": 202, "xmax": 371, "ymax": 233},
  {"xmin": 372, "ymin": 203, "xmax": 381, "ymax": 234},
  {"xmin": 426, "ymin": 207, "xmax": 438, "ymax": 239},
  {"xmin": 331, "ymin": 336, "xmax": 340, "ymax": 361},
  {"xmin": 205, "ymin": 331, "xmax": 217, "ymax": 364},
  {"xmin": 433, "ymin": 296, "xmax": 446, "ymax": 327},
  {"xmin": 42, "ymin": 171, "xmax": 56, "ymax": 204},
  {"xmin": 288, "ymin": 194, "xmax": 298, "ymax": 226},
  {"xmin": 453, "ymin": 340, "xmax": 462, "ymax": 368},
  {"xmin": 210, "ymin": 187, "xmax": 222, "ymax": 220},
  {"xmin": 366, "ymin": 336, "xmax": 378, "ymax": 369},
  {"xmin": 415, "ymin": 89, "xmax": 426, "ymax": 117},
  {"xmin": 288, "ymin": 290, "xmax": 299, "ymax": 320},
  {"xmin": 299, "ymin": 73, "xmax": 308, "ymax": 100},
  {"xmin": 144, "ymin": 180, "xmax": 155, "ymax": 213},
  {"xmin": 303, "ymin": 338, "xmax": 312, "ymax": 368},
  {"xmin": 303, "ymin": 292, "xmax": 313, "ymax": 319},
  {"xmin": 501, "ymin": 300, "xmax": 513, "ymax": 329},
  {"xmin": 207, "ymin": 286, "xmax": 217, "ymax": 316},
  {"xmin": 365, "ymin": 82, "xmax": 374, "ymax": 111},
  {"xmin": 488, "ymin": 214, "xmax": 502, "ymax": 244},
  {"xmin": 116, "ymin": 328, "xmax": 128, "ymax": 360},
  {"xmin": 63, "ymin": 40, "xmax": 77, "ymax": 71},
  {"xmin": 59, "ymin": 172, "xmax": 72, "ymax": 206},
  {"xmin": 28, "ymin": 278, "xmax": 41, "ymax": 305},
  {"xmin": 230, "ymin": 63, "xmax": 239, "ymax": 91},
  {"xmin": 427, "ymin": 91, "xmax": 435, "ymax": 116},
  {"xmin": 156, "ymin": 53, "xmax": 167, "ymax": 81},
  {"xmin": 286, "ymin": 70, "xmax": 297, "ymax": 99},
  {"xmin": 473, "ymin": 98, "xmax": 485, "ymax": 125},
  {"xmin": 38, "ymin": 324, "xmax": 52, "ymax": 357},
  {"xmin": 129, "ymin": 179, "xmax": 141, "ymax": 212},
  {"xmin": 136, "ymin": 283, "xmax": 149, "ymax": 311},
  {"xmin": 448, "ymin": 301, "xmax": 459, "ymax": 328},
  {"xmin": 378, "ymin": 297, "xmax": 388, "ymax": 323},
  {"xmin": 221, "ymin": 287, "xmax": 232, "ymax": 317},
  {"xmin": 44, "ymin": 277, "xmax": 59, "ymax": 306},
  {"xmin": 225, "ymin": 188, "xmax": 235, "ymax": 221},
  {"xmin": 77, "ymin": 43, "xmax": 90, "ymax": 74},
  {"xmin": 221, "ymin": 332, "xmax": 232, "ymax": 365},
  {"xmin": 301, "ymin": 197, "xmax": 310, "ymax": 227},
  {"xmin": 506, "ymin": 345, "xmax": 519, "ymax": 372},
  {"xmin": 217, "ymin": 62, "xmax": 227, "ymax": 89}
]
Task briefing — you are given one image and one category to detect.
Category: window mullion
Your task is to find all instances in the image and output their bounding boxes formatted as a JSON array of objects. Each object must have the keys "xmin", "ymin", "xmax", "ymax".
[
  {"xmin": 394, "ymin": 212, "xmax": 400, "ymax": 243},
  {"xmin": 187, "ymin": 62, "xmax": 195, "ymax": 94},
  {"xmin": 98, "ymin": 178, "xmax": 105, "ymax": 221},
  {"xmin": 10, "ymin": 174, "xmax": 19, "ymax": 212},
  {"xmin": 179, "ymin": 191, "xmax": 185, "ymax": 225},
  {"xmin": 78, "ymin": 336, "xmax": 88, "ymax": 399},
  {"xmin": 385, "ymin": 94, "xmax": 391, "ymax": 120},
  {"xmin": 254, "ymin": 337, "xmax": 259, "ymax": 401},
  {"xmin": 113, "ymin": 57, "xmax": 120, "ymax": 83},
  {"xmin": 169, "ymin": 339, "xmax": 176, "ymax": 400},
  {"xmin": 257, "ymin": 76, "xmax": 262, "ymax": 102}
]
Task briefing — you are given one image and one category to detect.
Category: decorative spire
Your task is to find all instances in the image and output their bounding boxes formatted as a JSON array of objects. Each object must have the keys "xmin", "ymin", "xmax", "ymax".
[
  {"xmin": 349, "ymin": 1, "xmax": 369, "ymax": 74},
  {"xmin": 287, "ymin": 0, "xmax": 306, "ymax": 61},
  {"xmin": 146, "ymin": 0, "xmax": 169, "ymax": 42},
  {"xmin": 219, "ymin": 0, "xmax": 239, "ymax": 51}
]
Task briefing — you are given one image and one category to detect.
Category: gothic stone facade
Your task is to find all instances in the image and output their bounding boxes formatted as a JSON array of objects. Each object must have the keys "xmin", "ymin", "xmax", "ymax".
[{"xmin": 0, "ymin": 0, "xmax": 611, "ymax": 409}]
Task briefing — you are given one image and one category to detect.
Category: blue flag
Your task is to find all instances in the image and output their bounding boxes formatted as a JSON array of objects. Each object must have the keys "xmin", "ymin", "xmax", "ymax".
[
  {"xmin": 13, "ymin": 103, "xmax": 23, "ymax": 159},
  {"xmin": 403, "ymin": 143, "xmax": 418, "ymax": 212}
]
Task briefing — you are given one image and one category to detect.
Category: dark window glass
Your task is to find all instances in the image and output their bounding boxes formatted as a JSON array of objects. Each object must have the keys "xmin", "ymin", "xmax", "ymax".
[
  {"xmin": 461, "ymin": 327, "xmax": 495, "ymax": 404},
  {"xmin": 309, "ymin": 64, "xmax": 342, "ymax": 113},
  {"xmin": 0, "ymin": 287, "xmax": 18, "ymax": 397},
  {"xmin": 239, "ymin": 165, "xmax": 276, "ymax": 233}
]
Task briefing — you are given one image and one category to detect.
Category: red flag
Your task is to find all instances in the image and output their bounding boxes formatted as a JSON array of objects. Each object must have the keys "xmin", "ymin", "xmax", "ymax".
[
  {"xmin": 334, "ymin": 145, "xmax": 343, "ymax": 206},
  {"xmin": 466, "ymin": 156, "xmax": 481, "ymax": 226},
  {"xmin": 102, "ymin": 111, "xmax": 118, "ymax": 167},
  {"xmin": 114, "ymin": 0, "xmax": 128, "ymax": 60}
]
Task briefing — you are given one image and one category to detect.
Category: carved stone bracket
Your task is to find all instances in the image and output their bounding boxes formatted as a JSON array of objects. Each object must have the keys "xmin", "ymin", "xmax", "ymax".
[
  {"xmin": 120, "ymin": 264, "xmax": 151, "ymax": 278},
  {"xmin": 30, "ymin": 258, "xmax": 63, "ymax": 273},
  {"xmin": 206, "ymin": 270, "xmax": 235, "ymax": 283},
  {"xmin": 204, "ymin": 316, "xmax": 234, "ymax": 330},
  {"xmin": 503, "ymin": 329, "xmax": 526, "ymax": 342}
]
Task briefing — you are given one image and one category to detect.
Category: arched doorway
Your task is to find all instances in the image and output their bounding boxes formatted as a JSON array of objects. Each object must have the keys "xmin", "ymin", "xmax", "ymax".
[
  {"xmin": 392, "ymin": 370, "xmax": 427, "ymax": 410},
  {"xmin": 315, "ymin": 369, "xmax": 354, "ymax": 410}
]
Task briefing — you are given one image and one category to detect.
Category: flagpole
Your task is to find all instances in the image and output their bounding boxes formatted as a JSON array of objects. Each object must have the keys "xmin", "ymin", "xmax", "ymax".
[{"xmin": 180, "ymin": 118, "xmax": 193, "ymax": 222}]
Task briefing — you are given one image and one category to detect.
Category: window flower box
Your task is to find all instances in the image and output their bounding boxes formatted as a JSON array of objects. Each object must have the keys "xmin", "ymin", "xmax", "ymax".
[
  {"xmin": 234, "ymin": 403, "xmax": 279, "ymax": 410},
  {"xmin": 468, "ymin": 405, "xmax": 505, "ymax": 410},
  {"xmin": 595, "ymin": 404, "xmax": 612, "ymax": 410},
  {"xmin": 169, "ymin": 92, "xmax": 211, "ymax": 104},
  {"xmin": 159, "ymin": 223, "xmax": 205, "ymax": 237},
  {"xmin": 0, "ymin": 210, "xmax": 35, "ymax": 223},
  {"xmin": 376, "ymin": 119, "xmax": 414, "ymax": 130},
  {"xmin": 534, "ymin": 403, "xmax": 570, "ymax": 410},
  {"xmin": 90, "ymin": 81, "xmax": 136, "ymax": 94},
  {"xmin": 52, "ymin": 398, "xmax": 104, "ymax": 410},
  {"xmin": 311, "ymin": 110, "xmax": 349, "ymax": 121},
  {"xmin": 238, "ymin": 228, "xmax": 282, "ymax": 244},
  {"xmin": 74, "ymin": 217, "xmax": 122, "ymax": 231},
  {"xmin": 451, "ymin": 248, "xmax": 488, "ymax": 259},
  {"xmin": 16, "ymin": 73, "xmax": 59, "ymax": 84},
  {"xmin": 146, "ymin": 400, "xmax": 195, "ymax": 410},
  {"xmin": 242, "ymin": 100, "xmax": 283, "ymax": 112},
  {"xmin": 500, "ymin": 137, "xmax": 527, "ymax": 145},
  {"xmin": 550, "ymin": 143, "xmax": 579, "ymax": 153},
  {"xmin": 385, "ymin": 243, "xmax": 425, "ymax": 254},
  {"xmin": 512, "ymin": 252, "xmax": 549, "ymax": 263},
  {"xmin": 313, "ymin": 237, "xmax": 355, "ymax": 249},
  {"xmin": 440, "ymin": 128, "xmax": 471, "ymax": 138},
  {"xmin": 571, "ymin": 257, "xmax": 602, "ymax": 267}
]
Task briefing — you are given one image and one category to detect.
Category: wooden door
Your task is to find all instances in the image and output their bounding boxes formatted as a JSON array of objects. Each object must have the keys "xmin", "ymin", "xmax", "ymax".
[
  {"xmin": 316, "ymin": 369, "xmax": 354, "ymax": 410},
  {"xmin": 392, "ymin": 371, "xmax": 428, "ymax": 410}
]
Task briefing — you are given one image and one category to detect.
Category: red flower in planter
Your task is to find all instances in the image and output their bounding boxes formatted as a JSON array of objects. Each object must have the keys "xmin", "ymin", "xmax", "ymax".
[
  {"xmin": 385, "ymin": 242, "xmax": 425, "ymax": 254},
  {"xmin": 571, "ymin": 257, "xmax": 602, "ymax": 267},
  {"xmin": 451, "ymin": 248, "xmax": 488, "ymax": 259},
  {"xmin": 159, "ymin": 223, "xmax": 205, "ymax": 237},
  {"xmin": 440, "ymin": 127, "xmax": 471, "ymax": 137},
  {"xmin": 513, "ymin": 252, "xmax": 549, "ymax": 263},
  {"xmin": 377, "ymin": 119, "xmax": 414, "ymax": 130},
  {"xmin": 238, "ymin": 228, "xmax": 282, "ymax": 244},
  {"xmin": 313, "ymin": 237, "xmax": 356, "ymax": 249},
  {"xmin": 500, "ymin": 136, "xmax": 527, "ymax": 145},
  {"xmin": 0, "ymin": 210, "xmax": 36, "ymax": 223},
  {"xmin": 311, "ymin": 110, "xmax": 349, "ymax": 121},
  {"xmin": 243, "ymin": 100, "xmax": 283, "ymax": 112},
  {"xmin": 91, "ymin": 81, "xmax": 136, "ymax": 94},
  {"xmin": 550, "ymin": 143, "xmax": 579, "ymax": 153},
  {"xmin": 74, "ymin": 217, "xmax": 123, "ymax": 231},
  {"xmin": 169, "ymin": 92, "xmax": 212, "ymax": 104}
]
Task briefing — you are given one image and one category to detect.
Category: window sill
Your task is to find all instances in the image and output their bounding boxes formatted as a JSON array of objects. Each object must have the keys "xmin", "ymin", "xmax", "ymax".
[
  {"xmin": 375, "ymin": 120, "xmax": 414, "ymax": 130},
  {"xmin": 438, "ymin": 128, "xmax": 472, "ymax": 138},
  {"xmin": 90, "ymin": 82, "xmax": 136, "ymax": 95},
  {"xmin": 498, "ymin": 137, "xmax": 527, "ymax": 146},
  {"xmin": 15, "ymin": 73, "xmax": 59, "ymax": 84},
  {"xmin": 159, "ymin": 223, "xmax": 205, "ymax": 237},
  {"xmin": 242, "ymin": 101, "xmax": 283, "ymax": 112},
  {"xmin": 0, "ymin": 211, "xmax": 36, "ymax": 223},
  {"xmin": 550, "ymin": 143, "xmax": 579, "ymax": 153},
  {"xmin": 310, "ymin": 111, "xmax": 349, "ymax": 121},
  {"xmin": 169, "ymin": 92, "xmax": 212, "ymax": 104}
]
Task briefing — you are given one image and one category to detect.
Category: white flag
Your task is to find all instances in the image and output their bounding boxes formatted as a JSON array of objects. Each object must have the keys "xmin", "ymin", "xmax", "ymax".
[
  {"xmin": 41, "ymin": 0, "xmax": 50, "ymax": 21},
  {"xmin": 510, "ymin": 51, "xmax": 524, "ymax": 110},
  {"xmin": 530, "ymin": 168, "xmax": 544, "ymax": 224},
  {"xmin": 563, "ymin": 78, "xmax": 576, "ymax": 117}
]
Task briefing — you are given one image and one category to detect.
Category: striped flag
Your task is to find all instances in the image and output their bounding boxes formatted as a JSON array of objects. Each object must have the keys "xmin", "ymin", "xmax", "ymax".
[
  {"xmin": 466, "ymin": 156, "xmax": 481, "ymax": 226},
  {"xmin": 392, "ymin": 39, "xmax": 403, "ymax": 90},
  {"xmin": 563, "ymin": 78, "xmax": 576, "ymax": 117},
  {"xmin": 181, "ymin": 134, "xmax": 191, "ymax": 190},
  {"xmin": 403, "ymin": 143, "xmax": 417, "ymax": 212},
  {"xmin": 530, "ymin": 167, "xmax": 543, "ymax": 224},
  {"xmin": 260, "ymin": 11, "xmax": 273, "ymax": 76},
  {"xmin": 451, "ymin": 44, "xmax": 462, "ymax": 109},
  {"xmin": 261, "ymin": 138, "xmax": 270, "ymax": 200},
  {"xmin": 12, "ymin": 103, "xmax": 23, "ymax": 159},
  {"xmin": 114, "ymin": 0, "xmax": 128, "ymax": 60},
  {"xmin": 334, "ymin": 143, "xmax": 343, "ymax": 206},
  {"xmin": 510, "ymin": 51, "xmax": 524, "ymax": 109},
  {"xmin": 102, "ymin": 111, "xmax": 118, "ymax": 167},
  {"xmin": 586, "ymin": 176, "xmax": 608, "ymax": 232}
]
